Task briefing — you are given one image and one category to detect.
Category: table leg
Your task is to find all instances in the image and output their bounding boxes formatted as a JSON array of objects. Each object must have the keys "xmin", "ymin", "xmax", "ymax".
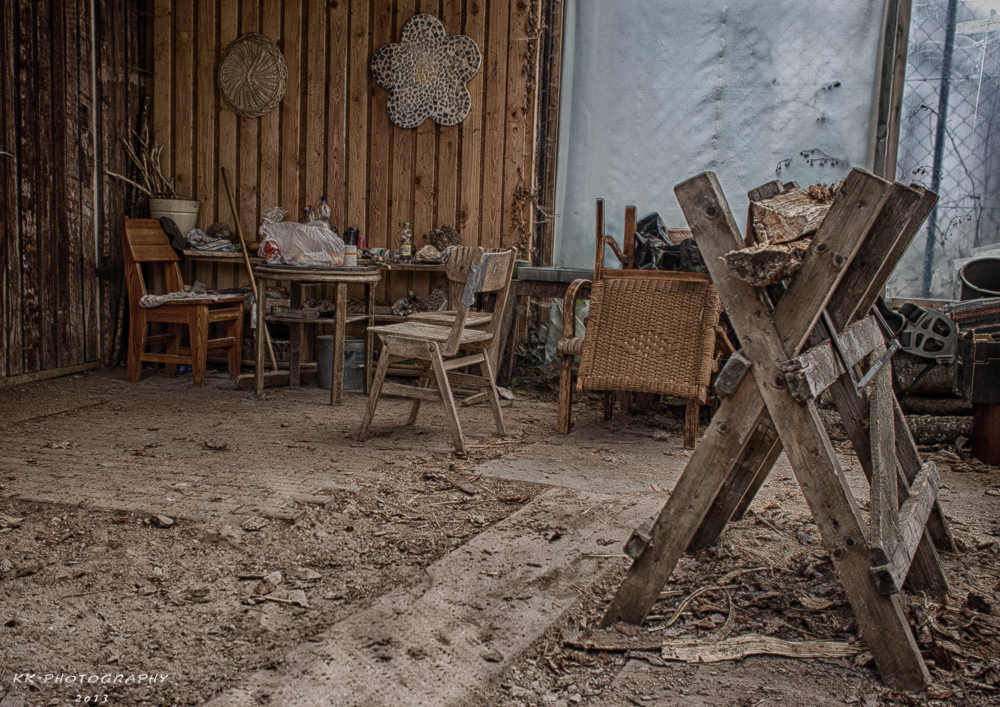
[
  {"xmin": 365, "ymin": 282, "xmax": 375, "ymax": 394},
  {"xmin": 332, "ymin": 282, "xmax": 347, "ymax": 405},
  {"xmin": 255, "ymin": 273, "xmax": 266, "ymax": 397},
  {"xmin": 289, "ymin": 282, "xmax": 303, "ymax": 389}
]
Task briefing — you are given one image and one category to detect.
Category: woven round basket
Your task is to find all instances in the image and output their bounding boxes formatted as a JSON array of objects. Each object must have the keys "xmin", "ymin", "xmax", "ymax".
[{"xmin": 218, "ymin": 33, "xmax": 287, "ymax": 119}]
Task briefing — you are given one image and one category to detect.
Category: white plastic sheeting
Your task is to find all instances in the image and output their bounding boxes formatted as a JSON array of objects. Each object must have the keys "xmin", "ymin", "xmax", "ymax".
[{"xmin": 553, "ymin": 1, "xmax": 887, "ymax": 268}]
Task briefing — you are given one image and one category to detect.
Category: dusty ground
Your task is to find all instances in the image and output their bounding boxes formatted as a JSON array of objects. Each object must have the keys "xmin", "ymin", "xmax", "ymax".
[{"xmin": 0, "ymin": 366, "xmax": 997, "ymax": 707}]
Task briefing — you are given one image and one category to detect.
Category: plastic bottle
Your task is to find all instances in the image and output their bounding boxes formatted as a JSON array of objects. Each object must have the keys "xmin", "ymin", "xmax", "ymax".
[
  {"xmin": 300, "ymin": 206, "xmax": 313, "ymax": 224},
  {"xmin": 400, "ymin": 222, "xmax": 413, "ymax": 264},
  {"xmin": 316, "ymin": 196, "xmax": 331, "ymax": 226}
]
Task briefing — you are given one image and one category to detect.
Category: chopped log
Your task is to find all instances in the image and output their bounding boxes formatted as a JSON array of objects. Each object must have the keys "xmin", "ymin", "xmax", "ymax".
[
  {"xmin": 894, "ymin": 352, "xmax": 955, "ymax": 396},
  {"xmin": 751, "ymin": 185, "xmax": 837, "ymax": 244},
  {"xmin": 725, "ymin": 239, "xmax": 812, "ymax": 287},
  {"xmin": 901, "ymin": 395, "xmax": 972, "ymax": 416},
  {"xmin": 820, "ymin": 409, "xmax": 970, "ymax": 445}
]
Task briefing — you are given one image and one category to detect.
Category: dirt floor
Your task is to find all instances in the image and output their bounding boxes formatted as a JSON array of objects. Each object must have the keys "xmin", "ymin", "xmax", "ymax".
[{"xmin": 0, "ymin": 366, "xmax": 998, "ymax": 707}]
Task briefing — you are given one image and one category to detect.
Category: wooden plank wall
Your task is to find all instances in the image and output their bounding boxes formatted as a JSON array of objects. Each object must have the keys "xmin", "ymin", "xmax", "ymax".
[
  {"xmin": 152, "ymin": 0, "xmax": 545, "ymax": 303},
  {"xmin": 0, "ymin": 0, "xmax": 145, "ymax": 380}
]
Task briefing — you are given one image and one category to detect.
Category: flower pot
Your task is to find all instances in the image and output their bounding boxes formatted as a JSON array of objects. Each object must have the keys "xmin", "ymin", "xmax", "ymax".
[{"xmin": 149, "ymin": 198, "xmax": 201, "ymax": 236}]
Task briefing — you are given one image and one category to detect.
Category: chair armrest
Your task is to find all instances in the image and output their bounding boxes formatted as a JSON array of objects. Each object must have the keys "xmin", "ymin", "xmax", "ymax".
[
  {"xmin": 563, "ymin": 279, "xmax": 592, "ymax": 339},
  {"xmin": 603, "ymin": 235, "xmax": 629, "ymax": 265}
]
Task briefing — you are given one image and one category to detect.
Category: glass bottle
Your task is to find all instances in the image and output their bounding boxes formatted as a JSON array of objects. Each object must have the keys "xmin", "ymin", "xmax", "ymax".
[
  {"xmin": 400, "ymin": 222, "xmax": 413, "ymax": 264},
  {"xmin": 316, "ymin": 196, "xmax": 331, "ymax": 226}
]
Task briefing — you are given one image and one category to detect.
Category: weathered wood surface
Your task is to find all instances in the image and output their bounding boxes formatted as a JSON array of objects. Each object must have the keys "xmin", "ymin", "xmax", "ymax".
[
  {"xmin": 750, "ymin": 187, "xmax": 834, "ymax": 244},
  {"xmin": 725, "ymin": 239, "xmax": 811, "ymax": 287},
  {"xmin": 781, "ymin": 315, "xmax": 885, "ymax": 402},
  {"xmin": 869, "ymin": 355, "xmax": 899, "ymax": 566},
  {"xmin": 673, "ymin": 171, "xmax": 931, "ymax": 691}
]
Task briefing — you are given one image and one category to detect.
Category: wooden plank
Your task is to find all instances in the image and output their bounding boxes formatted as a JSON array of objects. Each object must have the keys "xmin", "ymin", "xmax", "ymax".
[
  {"xmin": 772, "ymin": 170, "xmax": 893, "ymax": 356},
  {"xmin": 500, "ymin": 0, "xmax": 531, "ymax": 252},
  {"xmin": 60, "ymin": 0, "xmax": 85, "ymax": 367},
  {"xmin": 479, "ymin": 0, "xmax": 509, "ymax": 249},
  {"xmin": 196, "ymin": 0, "xmax": 217, "ymax": 227},
  {"xmin": 391, "ymin": 0, "xmax": 417, "ymax": 247},
  {"xmin": 258, "ymin": 0, "xmax": 282, "ymax": 227},
  {"xmin": 413, "ymin": 0, "xmax": 440, "ymax": 247},
  {"xmin": 456, "ymin": 0, "xmax": 482, "ymax": 245},
  {"xmin": 346, "ymin": 0, "xmax": 369, "ymax": 232},
  {"xmin": 534, "ymin": 0, "xmax": 565, "ymax": 267},
  {"xmin": 279, "ymin": 0, "xmax": 302, "ymax": 214},
  {"xmin": 217, "ymin": 0, "xmax": 239, "ymax": 232},
  {"xmin": 690, "ymin": 415, "xmax": 781, "ymax": 550},
  {"xmin": 304, "ymin": 0, "xmax": 326, "ymax": 211},
  {"xmin": 0, "ymin": 0, "xmax": 19, "ymax": 376},
  {"xmin": 152, "ymin": 0, "xmax": 172, "ymax": 180},
  {"xmin": 174, "ymin": 0, "xmax": 195, "ymax": 199},
  {"xmin": 367, "ymin": 1, "xmax": 392, "ymax": 248},
  {"xmin": 0, "ymin": 360, "xmax": 101, "ymax": 387},
  {"xmin": 671, "ymin": 171, "xmax": 930, "ymax": 692},
  {"xmin": 239, "ymin": 2, "xmax": 260, "ymax": 237},
  {"xmin": 35, "ymin": 0, "xmax": 57, "ymax": 372},
  {"xmin": 78, "ymin": 0, "xmax": 98, "ymax": 363},
  {"xmin": 17, "ymin": 0, "xmax": 40, "ymax": 374},
  {"xmin": 436, "ymin": 0, "xmax": 461, "ymax": 234},
  {"xmin": 781, "ymin": 315, "xmax": 885, "ymax": 402},
  {"xmin": 884, "ymin": 0, "xmax": 913, "ymax": 180},
  {"xmin": 326, "ymin": 0, "xmax": 348, "ymax": 228},
  {"xmin": 871, "ymin": 462, "xmax": 940, "ymax": 594},
  {"xmin": 869, "ymin": 354, "xmax": 898, "ymax": 565}
]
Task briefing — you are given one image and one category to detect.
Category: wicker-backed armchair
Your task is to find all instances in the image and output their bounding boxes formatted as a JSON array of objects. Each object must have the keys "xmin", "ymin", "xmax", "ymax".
[{"xmin": 557, "ymin": 200, "xmax": 722, "ymax": 448}]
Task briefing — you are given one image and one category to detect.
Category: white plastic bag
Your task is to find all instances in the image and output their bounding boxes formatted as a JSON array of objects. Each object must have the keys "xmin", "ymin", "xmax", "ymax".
[{"xmin": 258, "ymin": 207, "xmax": 345, "ymax": 266}]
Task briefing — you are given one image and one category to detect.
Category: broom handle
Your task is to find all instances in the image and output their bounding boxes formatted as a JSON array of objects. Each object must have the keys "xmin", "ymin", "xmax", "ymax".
[{"xmin": 221, "ymin": 166, "xmax": 279, "ymax": 372}]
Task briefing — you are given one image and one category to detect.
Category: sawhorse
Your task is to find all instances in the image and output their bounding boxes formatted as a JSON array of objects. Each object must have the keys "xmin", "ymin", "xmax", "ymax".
[{"xmin": 601, "ymin": 170, "xmax": 957, "ymax": 692}]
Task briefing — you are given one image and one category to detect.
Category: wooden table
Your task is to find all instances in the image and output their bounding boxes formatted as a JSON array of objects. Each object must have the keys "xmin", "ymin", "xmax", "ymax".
[{"xmin": 254, "ymin": 264, "xmax": 381, "ymax": 404}]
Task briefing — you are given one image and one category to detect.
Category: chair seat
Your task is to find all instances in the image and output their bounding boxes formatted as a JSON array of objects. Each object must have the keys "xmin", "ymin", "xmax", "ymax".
[
  {"xmin": 408, "ymin": 311, "xmax": 493, "ymax": 327},
  {"xmin": 372, "ymin": 320, "xmax": 493, "ymax": 345}
]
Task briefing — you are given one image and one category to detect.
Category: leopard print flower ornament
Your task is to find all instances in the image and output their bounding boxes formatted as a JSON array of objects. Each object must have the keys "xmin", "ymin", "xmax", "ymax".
[{"xmin": 371, "ymin": 14, "xmax": 482, "ymax": 129}]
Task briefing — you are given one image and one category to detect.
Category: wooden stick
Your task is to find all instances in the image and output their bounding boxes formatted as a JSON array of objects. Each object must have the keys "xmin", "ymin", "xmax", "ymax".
[{"xmin": 221, "ymin": 166, "xmax": 278, "ymax": 372}]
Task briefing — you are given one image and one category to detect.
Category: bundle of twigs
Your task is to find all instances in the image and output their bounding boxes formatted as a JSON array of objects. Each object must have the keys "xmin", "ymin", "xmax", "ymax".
[{"xmin": 104, "ymin": 131, "xmax": 179, "ymax": 198}]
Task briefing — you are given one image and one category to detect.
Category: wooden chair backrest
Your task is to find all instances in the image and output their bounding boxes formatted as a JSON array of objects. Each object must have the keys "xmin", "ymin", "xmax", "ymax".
[
  {"xmin": 121, "ymin": 218, "xmax": 186, "ymax": 303},
  {"xmin": 445, "ymin": 246, "xmax": 484, "ymax": 306},
  {"xmin": 442, "ymin": 247, "xmax": 517, "ymax": 356},
  {"xmin": 594, "ymin": 198, "xmax": 638, "ymax": 282}
]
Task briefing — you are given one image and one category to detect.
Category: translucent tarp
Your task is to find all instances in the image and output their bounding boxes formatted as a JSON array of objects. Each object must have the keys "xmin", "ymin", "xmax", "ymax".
[
  {"xmin": 553, "ymin": 0, "xmax": 885, "ymax": 269},
  {"xmin": 891, "ymin": 0, "xmax": 1000, "ymax": 299}
]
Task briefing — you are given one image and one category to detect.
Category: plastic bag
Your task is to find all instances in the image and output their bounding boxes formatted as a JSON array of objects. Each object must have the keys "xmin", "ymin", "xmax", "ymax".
[
  {"xmin": 257, "ymin": 207, "xmax": 345, "ymax": 266},
  {"xmin": 633, "ymin": 212, "xmax": 707, "ymax": 272}
]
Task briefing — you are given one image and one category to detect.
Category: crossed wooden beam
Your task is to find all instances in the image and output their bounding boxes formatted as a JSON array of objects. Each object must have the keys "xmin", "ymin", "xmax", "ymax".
[{"xmin": 601, "ymin": 170, "xmax": 957, "ymax": 692}]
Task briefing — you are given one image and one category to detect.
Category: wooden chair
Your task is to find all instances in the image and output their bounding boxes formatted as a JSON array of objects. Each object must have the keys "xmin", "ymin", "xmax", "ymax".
[
  {"xmin": 557, "ymin": 200, "xmax": 722, "ymax": 448},
  {"xmin": 358, "ymin": 248, "xmax": 517, "ymax": 454},
  {"xmin": 408, "ymin": 246, "xmax": 492, "ymax": 327},
  {"xmin": 122, "ymin": 218, "xmax": 247, "ymax": 387}
]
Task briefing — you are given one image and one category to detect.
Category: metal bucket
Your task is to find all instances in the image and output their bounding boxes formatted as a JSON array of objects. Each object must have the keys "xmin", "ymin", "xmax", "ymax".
[
  {"xmin": 317, "ymin": 336, "xmax": 365, "ymax": 391},
  {"xmin": 959, "ymin": 256, "xmax": 1000, "ymax": 300},
  {"xmin": 149, "ymin": 198, "xmax": 201, "ymax": 237}
]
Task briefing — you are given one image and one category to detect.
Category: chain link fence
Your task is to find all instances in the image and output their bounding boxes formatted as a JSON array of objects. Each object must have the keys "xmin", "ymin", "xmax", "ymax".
[{"xmin": 891, "ymin": 0, "xmax": 1000, "ymax": 299}]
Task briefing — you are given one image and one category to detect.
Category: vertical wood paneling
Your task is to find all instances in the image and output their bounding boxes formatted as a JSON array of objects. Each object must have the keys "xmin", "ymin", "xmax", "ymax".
[
  {"xmin": 1, "ymin": 0, "xmax": 22, "ymax": 375},
  {"xmin": 238, "ymin": 2, "xmax": 260, "ymax": 230},
  {"xmin": 327, "ymin": 0, "xmax": 348, "ymax": 226},
  {"xmin": 36, "ymin": 0, "xmax": 58, "ymax": 371},
  {"xmin": 279, "ymin": 0, "xmax": 302, "ymax": 219},
  {"xmin": 367, "ymin": 2, "xmax": 392, "ymax": 248},
  {"xmin": 17, "ymin": 0, "xmax": 40, "ymax": 374},
  {"xmin": 196, "ymin": 0, "xmax": 217, "ymax": 228},
  {"xmin": 480, "ymin": 0, "xmax": 509, "ymax": 250},
  {"xmin": 217, "ymin": 0, "xmax": 238, "ymax": 228},
  {"xmin": 157, "ymin": 0, "xmax": 545, "ymax": 260},
  {"xmin": 458, "ymin": 0, "xmax": 485, "ymax": 245},
  {"xmin": 412, "ymin": 0, "xmax": 440, "ymax": 247},
  {"xmin": 79, "ymin": 0, "xmax": 99, "ymax": 363},
  {"xmin": 391, "ymin": 0, "xmax": 417, "ymax": 241},
  {"xmin": 436, "ymin": 0, "xmax": 461, "ymax": 231},
  {"xmin": 259, "ymin": 0, "xmax": 281, "ymax": 217},
  {"xmin": 174, "ymin": 1, "xmax": 194, "ymax": 197},
  {"xmin": 346, "ymin": 0, "xmax": 369, "ymax": 230},
  {"xmin": 304, "ymin": 0, "xmax": 326, "ymax": 207},
  {"xmin": 501, "ymin": 0, "xmax": 536, "ymax": 256},
  {"xmin": 152, "ymin": 0, "xmax": 172, "ymax": 180}
]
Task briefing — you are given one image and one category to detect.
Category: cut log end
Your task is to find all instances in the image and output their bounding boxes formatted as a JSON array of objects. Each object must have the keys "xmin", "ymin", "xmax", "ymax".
[{"xmin": 725, "ymin": 239, "xmax": 812, "ymax": 287}]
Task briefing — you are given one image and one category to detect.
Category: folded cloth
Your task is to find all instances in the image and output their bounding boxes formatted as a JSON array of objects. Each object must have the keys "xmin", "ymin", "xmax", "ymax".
[
  {"xmin": 189, "ymin": 238, "xmax": 236, "ymax": 252},
  {"xmin": 140, "ymin": 287, "xmax": 233, "ymax": 308}
]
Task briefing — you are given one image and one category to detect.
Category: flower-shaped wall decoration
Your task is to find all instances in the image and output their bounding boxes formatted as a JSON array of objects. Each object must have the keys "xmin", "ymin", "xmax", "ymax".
[{"xmin": 371, "ymin": 14, "xmax": 482, "ymax": 129}]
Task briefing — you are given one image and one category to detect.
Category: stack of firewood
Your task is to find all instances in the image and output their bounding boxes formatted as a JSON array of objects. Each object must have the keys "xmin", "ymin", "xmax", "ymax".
[{"xmin": 725, "ymin": 182, "xmax": 841, "ymax": 287}]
